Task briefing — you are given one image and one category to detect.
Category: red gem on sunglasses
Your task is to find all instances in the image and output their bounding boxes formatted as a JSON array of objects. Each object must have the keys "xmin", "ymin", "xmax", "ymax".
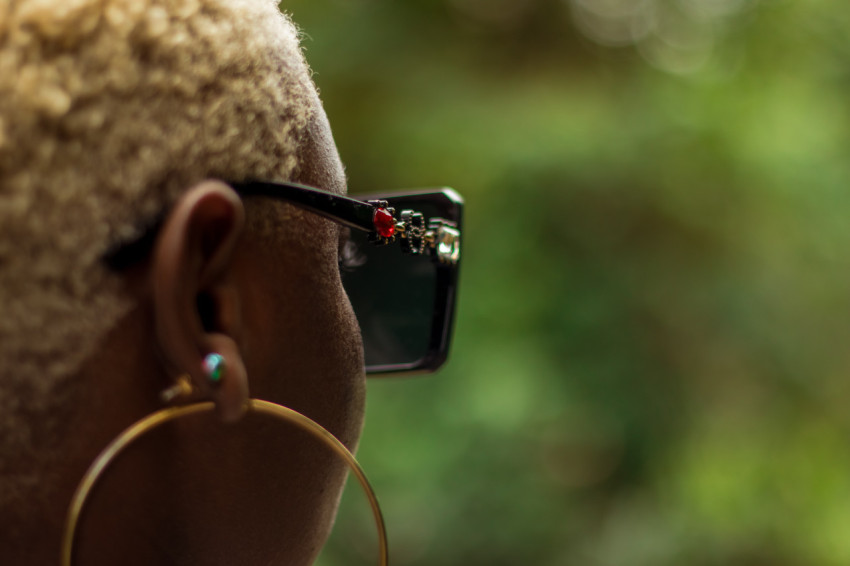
[{"xmin": 373, "ymin": 208, "xmax": 395, "ymax": 238}]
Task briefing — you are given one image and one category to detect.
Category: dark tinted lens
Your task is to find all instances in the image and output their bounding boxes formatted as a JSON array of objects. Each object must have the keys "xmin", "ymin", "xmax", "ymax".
[
  {"xmin": 341, "ymin": 191, "xmax": 461, "ymax": 374},
  {"xmin": 342, "ymin": 230, "xmax": 437, "ymax": 368}
]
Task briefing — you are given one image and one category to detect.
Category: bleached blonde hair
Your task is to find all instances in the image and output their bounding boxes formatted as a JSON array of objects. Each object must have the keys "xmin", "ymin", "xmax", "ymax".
[{"xmin": 0, "ymin": 0, "xmax": 316, "ymax": 468}]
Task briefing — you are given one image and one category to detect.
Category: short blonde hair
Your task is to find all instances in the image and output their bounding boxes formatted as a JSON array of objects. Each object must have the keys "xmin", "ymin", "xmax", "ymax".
[{"xmin": 0, "ymin": 0, "xmax": 315, "ymax": 451}]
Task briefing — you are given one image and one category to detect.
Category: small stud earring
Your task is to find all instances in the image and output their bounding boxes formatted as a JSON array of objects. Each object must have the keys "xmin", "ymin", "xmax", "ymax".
[{"xmin": 202, "ymin": 353, "xmax": 225, "ymax": 386}]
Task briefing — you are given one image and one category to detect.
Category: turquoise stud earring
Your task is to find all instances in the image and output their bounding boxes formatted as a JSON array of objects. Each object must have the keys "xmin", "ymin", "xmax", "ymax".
[{"xmin": 202, "ymin": 353, "xmax": 225, "ymax": 386}]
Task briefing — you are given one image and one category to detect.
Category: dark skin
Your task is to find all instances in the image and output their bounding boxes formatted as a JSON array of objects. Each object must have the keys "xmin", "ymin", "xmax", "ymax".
[{"xmin": 7, "ymin": 101, "xmax": 365, "ymax": 565}]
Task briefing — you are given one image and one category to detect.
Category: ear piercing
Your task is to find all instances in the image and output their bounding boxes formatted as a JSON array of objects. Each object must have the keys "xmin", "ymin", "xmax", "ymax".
[
  {"xmin": 159, "ymin": 353, "xmax": 225, "ymax": 404},
  {"xmin": 160, "ymin": 375, "xmax": 194, "ymax": 404},
  {"xmin": 202, "ymin": 353, "xmax": 225, "ymax": 386}
]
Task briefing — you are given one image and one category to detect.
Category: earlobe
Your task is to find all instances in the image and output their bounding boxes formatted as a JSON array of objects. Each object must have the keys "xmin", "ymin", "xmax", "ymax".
[{"xmin": 151, "ymin": 180, "xmax": 250, "ymax": 422}]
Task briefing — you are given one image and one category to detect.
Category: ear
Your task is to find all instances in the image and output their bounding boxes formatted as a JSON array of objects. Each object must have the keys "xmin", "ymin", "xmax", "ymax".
[{"xmin": 152, "ymin": 179, "xmax": 249, "ymax": 422}]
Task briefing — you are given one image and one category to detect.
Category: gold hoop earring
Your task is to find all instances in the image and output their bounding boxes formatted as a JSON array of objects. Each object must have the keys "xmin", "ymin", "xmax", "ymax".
[{"xmin": 61, "ymin": 393, "xmax": 388, "ymax": 566}]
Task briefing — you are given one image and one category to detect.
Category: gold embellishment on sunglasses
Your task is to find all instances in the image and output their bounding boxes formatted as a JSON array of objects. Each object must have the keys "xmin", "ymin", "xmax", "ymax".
[
  {"xmin": 430, "ymin": 219, "xmax": 461, "ymax": 265},
  {"xmin": 367, "ymin": 201, "xmax": 460, "ymax": 265}
]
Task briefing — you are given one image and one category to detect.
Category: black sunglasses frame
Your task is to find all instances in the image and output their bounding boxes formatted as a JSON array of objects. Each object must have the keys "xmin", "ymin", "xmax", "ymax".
[{"xmin": 231, "ymin": 181, "xmax": 463, "ymax": 376}]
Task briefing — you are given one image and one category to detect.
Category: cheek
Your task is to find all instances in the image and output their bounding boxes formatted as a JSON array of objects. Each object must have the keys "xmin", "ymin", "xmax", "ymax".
[
  {"xmin": 236, "ymin": 230, "xmax": 366, "ymax": 449},
  {"xmin": 231, "ymin": 230, "xmax": 367, "ymax": 562}
]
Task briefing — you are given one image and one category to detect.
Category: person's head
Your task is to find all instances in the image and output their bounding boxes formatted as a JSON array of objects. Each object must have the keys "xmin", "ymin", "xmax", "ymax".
[{"xmin": 0, "ymin": 1, "xmax": 365, "ymax": 563}]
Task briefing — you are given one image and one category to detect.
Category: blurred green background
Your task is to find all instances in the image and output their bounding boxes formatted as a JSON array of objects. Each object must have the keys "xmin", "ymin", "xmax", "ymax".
[{"xmin": 285, "ymin": 1, "xmax": 850, "ymax": 565}]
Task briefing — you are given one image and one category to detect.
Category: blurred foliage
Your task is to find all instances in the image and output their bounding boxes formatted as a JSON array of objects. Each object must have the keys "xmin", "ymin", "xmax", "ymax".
[{"xmin": 283, "ymin": 1, "xmax": 850, "ymax": 565}]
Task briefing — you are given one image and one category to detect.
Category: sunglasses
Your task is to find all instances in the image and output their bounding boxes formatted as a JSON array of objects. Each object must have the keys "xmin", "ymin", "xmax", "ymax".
[
  {"xmin": 106, "ymin": 182, "xmax": 462, "ymax": 375},
  {"xmin": 231, "ymin": 182, "xmax": 463, "ymax": 376},
  {"xmin": 108, "ymin": 182, "xmax": 462, "ymax": 375}
]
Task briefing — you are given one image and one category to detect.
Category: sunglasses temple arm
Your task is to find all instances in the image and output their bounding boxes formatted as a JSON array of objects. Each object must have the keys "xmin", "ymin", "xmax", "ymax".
[{"xmin": 232, "ymin": 181, "xmax": 376, "ymax": 233}]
